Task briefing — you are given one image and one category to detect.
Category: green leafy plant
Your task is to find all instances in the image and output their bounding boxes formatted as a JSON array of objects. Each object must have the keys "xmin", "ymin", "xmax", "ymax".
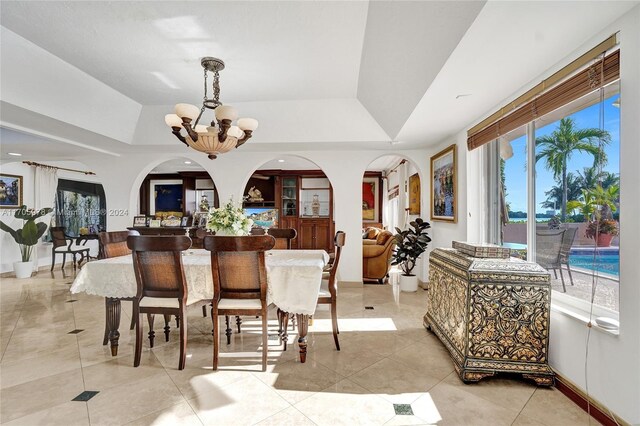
[
  {"xmin": 0, "ymin": 205, "xmax": 53, "ymax": 262},
  {"xmin": 586, "ymin": 218, "xmax": 619, "ymax": 238},
  {"xmin": 206, "ymin": 198, "xmax": 253, "ymax": 236},
  {"xmin": 391, "ymin": 218, "xmax": 431, "ymax": 276}
]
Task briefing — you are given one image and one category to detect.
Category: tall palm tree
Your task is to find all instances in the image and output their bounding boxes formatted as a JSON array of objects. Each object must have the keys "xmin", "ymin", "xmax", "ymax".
[
  {"xmin": 542, "ymin": 172, "xmax": 582, "ymax": 211},
  {"xmin": 535, "ymin": 117, "xmax": 610, "ymax": 221}
]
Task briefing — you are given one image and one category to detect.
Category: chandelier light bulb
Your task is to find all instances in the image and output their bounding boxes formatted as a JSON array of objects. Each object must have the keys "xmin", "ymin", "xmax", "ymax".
[
  {"xmin": 215, "ymin": 105, "xmax": 238, "ymax": 121},
  {"xmin": 175, "ymin": 103, "xmax": 200, "ymax": 121},
  {"xmin": 227, "ymin": 126, "xmax": 244, "ymax": 139},
  {"xmin": 238, "ymin": 118, "xmax": 259, "ymax": 131},
  {"xmin": 164, "ymin": 114, "xmax": 182, "ymax": 127}
]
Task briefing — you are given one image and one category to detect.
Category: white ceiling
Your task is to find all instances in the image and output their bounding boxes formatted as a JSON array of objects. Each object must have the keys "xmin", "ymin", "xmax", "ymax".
[
  {"xmin": 0, "ymin": 1, "xmax": 368, "ymax": 104},
  {"xmin": 0, "ymin": 1, "xmax": 637, "ymax": 160}
]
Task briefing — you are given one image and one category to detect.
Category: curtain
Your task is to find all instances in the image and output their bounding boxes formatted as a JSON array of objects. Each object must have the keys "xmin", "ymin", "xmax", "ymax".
[
  {"xmin": 382, "ymin": 174, "xmax": 389, "ymax": 230},
  {"xmin": 397, "ymin": 162, "xmax": 408, "ymax": 230},
  {"xmin": 34, "ymin": 167, "xmax": 58, "ymax": 267}
]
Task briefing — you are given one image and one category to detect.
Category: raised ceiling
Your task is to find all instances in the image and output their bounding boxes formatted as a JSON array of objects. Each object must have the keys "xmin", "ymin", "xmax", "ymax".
[{"xmin": 0, "ymin": 1, "xmax": 637, "ymax": 163}]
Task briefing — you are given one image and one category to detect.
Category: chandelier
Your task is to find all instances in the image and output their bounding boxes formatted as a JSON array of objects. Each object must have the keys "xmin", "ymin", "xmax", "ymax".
[{"xmin": 164, "ymin": 57, "xmax": 258, "ymax": 160}]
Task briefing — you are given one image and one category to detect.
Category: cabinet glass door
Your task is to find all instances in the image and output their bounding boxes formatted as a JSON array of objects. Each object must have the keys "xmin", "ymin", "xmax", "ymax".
[{"xmin": 282, "ymin": 177, "xmax": 297, "ymax": 217}]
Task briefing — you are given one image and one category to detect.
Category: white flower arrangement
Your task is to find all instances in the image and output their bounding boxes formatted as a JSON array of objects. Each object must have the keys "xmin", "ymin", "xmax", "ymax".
[{"xmin": 206, "ymin": 198, "xmax": 253, "ymax": 236}]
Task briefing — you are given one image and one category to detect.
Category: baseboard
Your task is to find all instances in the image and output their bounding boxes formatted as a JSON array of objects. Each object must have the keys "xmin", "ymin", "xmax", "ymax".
[
  {"xmin": 1, "ymin": 262, "xmax": 73, "ymax": 278},
  {"xmin": 419, "ymin": 279, "xmax": 428, "ymax": 289},
  {"xmin": 554, "ymin": 372, "xmax": 629, "ymax": 426}
]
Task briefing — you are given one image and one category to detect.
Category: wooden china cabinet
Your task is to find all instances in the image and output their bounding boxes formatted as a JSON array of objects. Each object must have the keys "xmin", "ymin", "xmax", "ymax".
[{"xmin": 243, "ymin": 171, "xmax": 334, "ymax": 252}]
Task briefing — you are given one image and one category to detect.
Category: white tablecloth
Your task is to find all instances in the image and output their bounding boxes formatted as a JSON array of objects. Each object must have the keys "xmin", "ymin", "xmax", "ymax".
[{"xmin": 70, "ymin": 249, "xmax": 329, "ymax": 315}]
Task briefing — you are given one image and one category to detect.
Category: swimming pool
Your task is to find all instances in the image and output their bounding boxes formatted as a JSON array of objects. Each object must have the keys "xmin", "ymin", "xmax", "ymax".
[{"xmin": 569, "ymin": 254, "xmax": 619, "ymax": 276}]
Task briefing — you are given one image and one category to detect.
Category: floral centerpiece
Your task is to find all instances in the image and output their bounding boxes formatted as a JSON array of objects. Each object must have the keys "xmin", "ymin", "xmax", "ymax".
[{"xmin": 206, "ymin": 198, "xmax": 253, "ymax": 236}]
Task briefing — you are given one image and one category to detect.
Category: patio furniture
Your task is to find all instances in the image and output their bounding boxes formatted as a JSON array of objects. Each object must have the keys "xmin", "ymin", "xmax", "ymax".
[
  {"xmin": 536, "ymin": 229, "xmax": 567, "ymax": 292},
  {"xmin": 559, "ymin": 227, "xmax": 578, "ymax": 287}
]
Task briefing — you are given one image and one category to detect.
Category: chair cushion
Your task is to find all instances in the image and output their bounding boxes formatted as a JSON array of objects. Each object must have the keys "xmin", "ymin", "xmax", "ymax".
[
  {"xmin": 217, "ymin": 298, "xmax": 262, "ymax": 310},
  {"xmin": 139, "ymin": 297, "xmax": 200, "ymax": 308}
]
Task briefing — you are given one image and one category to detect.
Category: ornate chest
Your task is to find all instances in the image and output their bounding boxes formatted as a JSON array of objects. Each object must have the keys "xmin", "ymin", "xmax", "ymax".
[{"xmin": 424, "ymin": 245, "xmax": 555, "ymax": 386}]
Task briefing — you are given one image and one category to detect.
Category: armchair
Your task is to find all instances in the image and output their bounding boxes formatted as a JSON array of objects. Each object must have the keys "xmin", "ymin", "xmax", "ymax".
[{"xmin": 362, "ymin": 229, "xmax": 395, "ymax": 283}]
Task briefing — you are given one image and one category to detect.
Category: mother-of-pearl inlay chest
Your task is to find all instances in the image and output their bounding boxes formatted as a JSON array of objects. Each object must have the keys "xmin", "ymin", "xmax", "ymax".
[{"xmin": 424, "ymin": 243, "xmax": 555, "ymax": 386}]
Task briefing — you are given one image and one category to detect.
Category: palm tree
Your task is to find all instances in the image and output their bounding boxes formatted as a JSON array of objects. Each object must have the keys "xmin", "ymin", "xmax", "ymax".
[
  {"xmin": 576, "ymin": 166, "xmax": 619, "ymax": 191},
  {"xmin": 535, "ymin": 117, "xmax": 610, "ymax": 221},
  {"xmin": 541, "ymin": 172, "xmax": 582, "ymax": 211}
]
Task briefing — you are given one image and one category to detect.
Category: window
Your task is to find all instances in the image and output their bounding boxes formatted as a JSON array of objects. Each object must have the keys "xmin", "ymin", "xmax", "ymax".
[
  {"xmin": 56, "ymin": 179, "xmax": 106, "ymax": 236},
  {"xmin": 490, "ymin": 65, "xmax": 620, "ymax": 313}
]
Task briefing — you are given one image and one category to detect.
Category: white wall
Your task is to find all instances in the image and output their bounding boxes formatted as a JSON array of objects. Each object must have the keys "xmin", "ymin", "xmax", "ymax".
[{"xmin": 438, "ymin": 7, "xmax": 640, "ymax": 423}]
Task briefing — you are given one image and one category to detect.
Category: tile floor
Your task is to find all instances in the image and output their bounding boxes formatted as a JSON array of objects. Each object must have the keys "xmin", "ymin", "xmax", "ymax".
[{"xmin": 0, "ymin": 269, "xmax": 598, "ymax": 425}]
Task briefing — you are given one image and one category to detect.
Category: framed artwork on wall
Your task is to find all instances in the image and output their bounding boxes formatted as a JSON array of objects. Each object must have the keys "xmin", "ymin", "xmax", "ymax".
[
  {"xmin": 362, "ymin": 177, "xmax": 379, "ymax": 222},
  {"xmin": 408, "ymin": 173, "xmax": 421, "ymax": 215},
  {"xmin": 430, "ymin": 144, "xmax": 457, "ymax": 222},
  {"xmin": 0, "ymin": 174, "xmax": 23, "ymax": 209}
]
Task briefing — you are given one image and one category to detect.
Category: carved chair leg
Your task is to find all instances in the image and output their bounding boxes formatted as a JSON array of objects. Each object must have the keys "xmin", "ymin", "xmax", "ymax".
[
  {"xmin": 212, "ymin": 307, "xmax": 219, "ymax": 370},
  {"xmin": 129, "ymin": 302, "xmax": 136, "ymax": 330},
  {"xmin": 133, "ymin": 304, "xmax": 142, "ymax": 367},
  {"xmin": 50, "ymin": 251, "xmax": 55, "ymax": 272},
  {"xmin": 225, "ymin": 315, "xmax": 232, "ymax": 345},
  {"xmin": 261, "ymin": 309, "xmax": 268, "ymax": 372},
  {"xmin": 202, "ymin": 305, "xmax": 207, "ymax": 317},
  {"xmin": 331, "ymin": 300, "xmax": 340, "ymax": 351},
  {"xmin": 163, "ymin": 314, "xmax": 171, "ymax": 342},
  {"xmin": 282, "ymin": 312, "xmax": 289, "ymax": 351},
  {"xmin": 175, "ymin": 315, "xmax": 180, "ymax": 328},
  {"xmin": 178, "ymin": 311, "xmax": 187, "ymax": 370},
  {"xmin": 61, "ymin": 253, "xmax": 66, "ymax": 270},
  {"xmin": 102, "ymin": 298, "xmax": 109, "ymax": 346},
  {"xmin": 236, "ymin": 316, "xmax": 242, "ymax": 334},
  {"xmin": 296, "ymin": 313, "xmax": 309, "ymax": 363},
  {"xmin": 147, "ymin": 314, "xmax": 155, "ymax": 348}
]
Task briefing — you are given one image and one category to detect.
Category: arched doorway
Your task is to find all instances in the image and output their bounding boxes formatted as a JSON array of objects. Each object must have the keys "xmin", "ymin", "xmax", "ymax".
[
  {"xmin": 362, "ymin": 155, "xmax": 422, "ymax": 284},
  {"xmin": 240, "ymin": 155, "xmax": 336, "ymax": 252}
]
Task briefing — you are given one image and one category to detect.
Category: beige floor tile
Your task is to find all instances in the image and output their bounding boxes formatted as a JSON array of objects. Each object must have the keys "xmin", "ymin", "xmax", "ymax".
[
  {"xmin": 253, "ymin": 358, "xmax": 343, "ymax": 404},
  {"xmin": 349, "ymin": 357, "xmax": 441, "ymax": 404},
  {"xmin": 82, "ymin": 351, "xmax": 167, "ymax": 391},
  {"xmin": 388, "ymin": 341, "xmax": 455, "ymax": 380},
  {"xmin": 0, "ymin": 345, "xmax": 81, "ymax": 388},
  {"xmin": 255, "ymin": 406, "xmax": 316, "ymax": 426},
  {"xmin": 518, "ymin": 387, "xmax": 591, "ymax": 426},
  {"xmin": 348, "ymin": 330, "xmax": 414, "ymax": 357},
  {"xmin": 187, "ymin": 375, "xmax": 290, "ymax": 425},
  {"xmin": 384, "ymin": 414, "xmax": 435, "ymax": 425},
  {"xmin": 439, "ymin": 371, "xmax": 537, "ymax": 413},
  {"xmin": 0, "ymin": 368, "xmax": 85, "ymax": 423},
  {"xmin": 511, "ymin": 413, "xmax": 547, "ymax": 425},
  {"xmin": 310, "ymin": 342, "xmax": 384, "ymax": 377},
  {"xmin": 164, "ymin": 355, "xmax": 247, "ymax": 400},
  {"xmin": 88, "ymin": 374, "xmax": 185, "ymax": 426},
  {"xmin": 126, "ymin": 400, "xmax": 203, "ymax": 426},
  {"xmin": 2, "ymin": 400, "xmax": 89, "ymax": 426},
  {"xmin": 412, "ymin": 380, "xmax": 520, "ymax": 425},
  {"xmin": 294, "ymin": 379, "xmax": 396, "ymax": 426}
]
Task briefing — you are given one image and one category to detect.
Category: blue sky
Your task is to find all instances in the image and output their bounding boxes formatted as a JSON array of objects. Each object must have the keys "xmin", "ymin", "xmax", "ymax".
[{"xmin": 504, "ymin": 94, "xmax": 620, "ymax": 213}]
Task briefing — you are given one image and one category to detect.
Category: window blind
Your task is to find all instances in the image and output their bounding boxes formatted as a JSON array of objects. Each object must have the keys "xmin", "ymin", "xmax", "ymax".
[{"xmin": 467, "ymin": 44, "xmax": 619, "ymax": 151}]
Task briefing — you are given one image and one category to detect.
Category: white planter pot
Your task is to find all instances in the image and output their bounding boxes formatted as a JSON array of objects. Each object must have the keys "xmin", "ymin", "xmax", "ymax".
[
  {"xmin": 13, "ymin": 261, "xmax": 34, "ymax": 279},
  {"xmin": 399, "ymin": 274, "xmax": 419, "ymax": 292}
]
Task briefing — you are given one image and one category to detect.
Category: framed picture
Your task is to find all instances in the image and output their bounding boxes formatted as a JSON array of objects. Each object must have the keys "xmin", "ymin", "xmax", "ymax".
[
  {"xmin": 192, "ymin": 212, "xmax": 207, "ymax": 228},
  {"xmin": 0, "ymin": 174, "xmax": 23, "ymax": 209},
  {"xmin": 430, "ymin": 144, "xmax": 457, "ymax": 222},
  {"xmin": 180, "ymin": 216, "xmax": 190, "ymax": 227},
  {"xmin": 148, "ymin": 219, "xmax": 161, "ymax": 228},
  {"xmin": 362, "ymin": 177, "xmax": 379, "ymax": 222},
  {"xmin": 133, "ymin": 215, "xmax": 147, "ymax": 226},
  {"xmin": 408, "ymin": 173, "xmax": 421, "ymax": 215}
]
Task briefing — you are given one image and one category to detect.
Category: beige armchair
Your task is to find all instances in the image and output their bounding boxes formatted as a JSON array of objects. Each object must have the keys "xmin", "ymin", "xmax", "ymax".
[{"xmin": 362, "ymin": 229, "xmax": 395, "ymax": 283}]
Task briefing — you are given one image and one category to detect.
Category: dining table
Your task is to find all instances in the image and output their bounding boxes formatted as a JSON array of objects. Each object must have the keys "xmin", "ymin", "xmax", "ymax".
[{"xmin": 70, "ymin": 248, "xmax": 329, "ymax": 363}]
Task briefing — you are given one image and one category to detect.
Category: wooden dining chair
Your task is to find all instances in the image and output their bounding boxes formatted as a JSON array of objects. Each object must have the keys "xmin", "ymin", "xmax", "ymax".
[
  {"xmin": 127, "ymin": 235, "xmax": 205, "ymax": 370},
  {"xmin": 203, "ymin": 235, "xmax": 275, "ymax": 371},
  {"xmin": 318, "ymin": 231, "xmax": 345, "ymax": 351},
  {"xmin": 99, "ymin": 230, "xmax": 141, "ymax": 345},
  {"xmin": 267, "ymin": 228, "xmax": 297, "ymax": 249},
  {"xmin": 49, "ymin": 226, "xmax": 90, "ymax": 271}
]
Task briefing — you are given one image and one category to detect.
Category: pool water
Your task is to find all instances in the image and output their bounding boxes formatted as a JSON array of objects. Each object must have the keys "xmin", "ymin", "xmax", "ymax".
[{"xmin": 569, "ymin": 254, "xmax": 619, "ymax": 276}]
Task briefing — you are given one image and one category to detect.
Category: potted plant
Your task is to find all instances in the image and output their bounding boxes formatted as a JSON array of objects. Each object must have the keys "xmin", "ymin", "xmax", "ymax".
[
  {"xmin": 0, "ymin": 205, "xmax": 53, "ymax": 278},
  {"xmin": 391, "ymin": 218, "xmax": 431, "ymax": 292},
  {"xmin": 585, "ymin": 218, "xmax": 619, "ymax": 247}
]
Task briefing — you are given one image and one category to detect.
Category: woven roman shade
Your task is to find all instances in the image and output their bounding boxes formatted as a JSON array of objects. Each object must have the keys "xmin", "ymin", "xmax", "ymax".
[{"xmin": 467, "ymin": 49, "xmax": 620, "ymax": 151}]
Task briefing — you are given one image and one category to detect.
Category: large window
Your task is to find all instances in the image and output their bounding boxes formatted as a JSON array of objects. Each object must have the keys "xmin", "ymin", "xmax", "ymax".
[
  {"xmin": 498, "ymin": 82, "xmax": 620, "ymax": 312},
  {"xmin": 55, "ymin": 179, "xmax": 106, "ymax": 236}
]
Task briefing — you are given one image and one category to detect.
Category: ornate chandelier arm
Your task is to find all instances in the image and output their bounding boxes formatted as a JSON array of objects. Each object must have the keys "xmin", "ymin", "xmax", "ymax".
[
  {"xmin": 180, "ymin": 118, "xmax": 200, "ymax": 141},
  {"xmin": 236, "ymin": 130, "xmax": 254, "ymax": 148},
  {"xmin": 170, "ymin": 127, "xmax": 188, "ymax": 145},
  {"xmin": 218, "ymin": 119, "xmax": 232, "ymax": 142}
]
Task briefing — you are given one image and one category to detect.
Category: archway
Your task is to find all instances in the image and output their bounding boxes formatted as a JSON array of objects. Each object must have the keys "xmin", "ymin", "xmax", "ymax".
[
  {"xmin": 239, "ymin": 154, "xmax": 337, "ymax": 252},
  {"xmin": 361, "ymin": 154, "xmax": 424, "ymax": 284}
]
